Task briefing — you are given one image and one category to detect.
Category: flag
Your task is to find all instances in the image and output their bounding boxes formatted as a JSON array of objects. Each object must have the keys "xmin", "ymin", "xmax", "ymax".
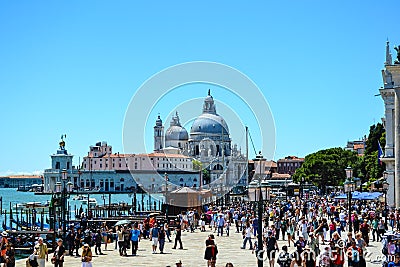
[{"xmin": 378, "ymin": 141, "xmax": 384, "ymax": 165}]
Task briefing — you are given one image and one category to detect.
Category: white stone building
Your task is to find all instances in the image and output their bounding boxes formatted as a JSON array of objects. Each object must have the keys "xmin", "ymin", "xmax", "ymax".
[
  {"xmin": 154, "ymin": 90, "xmax": 248, "ymax": 193},
  {"xmin": 380, "ymin": 41, "xmax": 400, "ymax": 207}
]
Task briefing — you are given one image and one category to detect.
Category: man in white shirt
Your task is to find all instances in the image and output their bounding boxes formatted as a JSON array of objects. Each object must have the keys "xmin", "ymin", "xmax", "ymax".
[{"xmin": 241, "ymin": 224, "xmax": 253, "ymax": 250}]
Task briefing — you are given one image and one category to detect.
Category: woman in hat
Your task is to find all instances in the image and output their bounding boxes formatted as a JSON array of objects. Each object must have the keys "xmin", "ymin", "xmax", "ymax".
[
  {"xmin": 52, "ymin": 239, "xmax": 65, "ymax": 267},
  {"xmin": 81, "ymin": 244, "xmax": 92, "ymax": 267}
]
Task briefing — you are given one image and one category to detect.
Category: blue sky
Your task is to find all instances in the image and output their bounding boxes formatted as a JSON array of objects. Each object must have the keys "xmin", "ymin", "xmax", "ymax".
[{"xmin": 0, "ymin": 1, "xmax": 399, "ymax": 175}]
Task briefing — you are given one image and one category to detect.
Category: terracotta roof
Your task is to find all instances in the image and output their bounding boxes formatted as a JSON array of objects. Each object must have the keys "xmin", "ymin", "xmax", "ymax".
[
  {"xmin": 271, "ymin": 173, "xmax": 291, "ymax": 179},
  {"xmin": 277, "ymin": 156, "xmax": 304, "ymax": 162},
  {"xmin": 265, "ymin": 160, "xmax": 277, "ymax": 168},
  {"xmin": 353, "ymin": 144, "xmax": 365, "ymax": 149},
  {"xmin": 86, "ymin": 153, "xmax": 191, "ymax": 159}
]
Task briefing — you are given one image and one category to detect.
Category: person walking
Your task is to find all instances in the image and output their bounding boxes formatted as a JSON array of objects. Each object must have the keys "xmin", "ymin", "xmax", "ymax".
[
  {"xmin": 204, "ymin": 235, "xmax": 218, "ymax": 267},
  {"xmin": 116, "ymin": 226, "xmax": 124, "ymax": 256},
  {"xmin": 93, "ymin": 230, "xmax": 103, "ymax": 255},
  {"xmin": 217, "ymin": 214, "xmax": 225, "ymax": 237},
  {"xmin": 158, "ymin": 225, "xmax": 166, "ymax": 254},
  {"xmin": 241, "ymin": 223, "xmax": 253, "ymax": 250},
  {"xmin": 66, "ymin": 228, "xmax": 75, "ymax": 256},
  {"xmin": 52, "ymin": 239, "xmax": 65, "ymax": 267},
  {"xmin": 81, "ymin": 244, "xmax": 92, "ymax": 267},
  {"xmin": 150, "ymin": 223, "xmax": 160, "ymax": 254},
  {"xmin": 130, "ymin": 223, "xmax": 141, "ymax": 256},
  {"xmin": 172, "ymin": 221, "xmax": 183, "ymax": 250},
  {"xmin": 3, "ymin": 243, "xmax": 15, "ymax": 267},
  {"xmin": 34, "ymin": 237, "xmax": 48, "ymax": 267},
  {"xmin": 74, "ymin": 228, "xmax": 83, "ymax": 257},
  {"xmin": 265, "ymin": 230, "xmax": 279, "ymax": 267}
]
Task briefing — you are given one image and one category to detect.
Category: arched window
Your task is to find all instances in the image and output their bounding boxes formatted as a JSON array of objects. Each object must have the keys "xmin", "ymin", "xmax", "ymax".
[{"xmin": 179, "ymin": 178, "xmax": 184, "ymax": 182}]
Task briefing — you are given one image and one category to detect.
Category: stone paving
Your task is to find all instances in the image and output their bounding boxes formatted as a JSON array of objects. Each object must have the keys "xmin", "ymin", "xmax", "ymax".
[{"xmin": 15, "ymin": 227, "xmax": 385, "ymax": 267}]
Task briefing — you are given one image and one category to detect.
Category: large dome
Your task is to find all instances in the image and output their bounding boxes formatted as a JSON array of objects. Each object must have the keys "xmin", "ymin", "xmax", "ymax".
[
  {"xmin": 165, "ymin": 125, "xmax": 189, "ymax": 141},
  {"xmin": 190, "ymin": 113, "xmax": 229, "ymax": 135}
]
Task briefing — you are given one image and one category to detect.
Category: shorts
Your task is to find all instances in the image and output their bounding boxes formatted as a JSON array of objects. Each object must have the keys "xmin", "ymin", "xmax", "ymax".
[
  {"xmin": 152, "ymin": 237, "xmax": 158, "ymax": 246},
  {"xmin": 267, "ymin": 249, "xmax": 276, "ymax": 260}
]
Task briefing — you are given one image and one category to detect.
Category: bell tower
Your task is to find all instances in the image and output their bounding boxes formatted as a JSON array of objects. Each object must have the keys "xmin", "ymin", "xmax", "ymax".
[{"xmin": 154, "ymin": 115, "xmax": 164, "ymax": 152}]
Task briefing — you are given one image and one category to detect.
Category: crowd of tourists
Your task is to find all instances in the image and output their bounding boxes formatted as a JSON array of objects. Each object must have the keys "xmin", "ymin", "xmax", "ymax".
[{"xmin": 3, "ymin": 192, "xmax": 400, "ymax": 266}]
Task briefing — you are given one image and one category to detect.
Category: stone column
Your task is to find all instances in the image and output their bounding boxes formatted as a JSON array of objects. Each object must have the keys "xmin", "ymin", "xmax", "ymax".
[{"xmin": 394, "ymin": 88, "xmax": 400, "ymax": 208}]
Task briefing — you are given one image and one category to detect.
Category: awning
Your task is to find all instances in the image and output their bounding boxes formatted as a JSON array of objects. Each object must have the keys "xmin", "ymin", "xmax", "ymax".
[{"xmin": 334, "ymin": 191, "xmax": 383, "ymax": 200}]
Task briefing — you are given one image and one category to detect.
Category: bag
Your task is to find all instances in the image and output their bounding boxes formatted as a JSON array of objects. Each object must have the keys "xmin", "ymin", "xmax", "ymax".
[{"xmin": 51, "ymin": 256, "xmax": 56, "ymax": 264}]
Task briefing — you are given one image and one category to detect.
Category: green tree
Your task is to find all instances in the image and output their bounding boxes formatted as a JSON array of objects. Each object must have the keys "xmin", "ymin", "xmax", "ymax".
[
  {"xmin": 192, "ymin": 159, "xmax": 203, "ymax": 171},
  {"xmin": 363, "ymin": 123, "xmax": 386, "ymax": 181},
  {"xmin": 292, "ymin": 147, "xmax": 358, "ymax": 190}
]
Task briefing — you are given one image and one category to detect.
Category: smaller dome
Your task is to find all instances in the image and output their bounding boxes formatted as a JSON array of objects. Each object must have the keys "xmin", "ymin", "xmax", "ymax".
[
  {"xmin": 165, "ymin": 126, "xmax": 189, "ymax": 141},
  {"xmin": 165, "ymin": 111, "xmax": 188, "ymax": 141}
]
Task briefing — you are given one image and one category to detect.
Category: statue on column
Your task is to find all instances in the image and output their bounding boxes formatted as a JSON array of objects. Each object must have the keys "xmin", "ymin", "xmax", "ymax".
[{"xmin": 395, "ymin": 45, "xmax": 400, "ymax": 64}]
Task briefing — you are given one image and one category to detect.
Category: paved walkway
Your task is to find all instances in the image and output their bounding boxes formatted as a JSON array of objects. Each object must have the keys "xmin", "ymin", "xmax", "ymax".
[{"xmin": 16, "ymin": 228, "xmax": 385, "ymax": 267}]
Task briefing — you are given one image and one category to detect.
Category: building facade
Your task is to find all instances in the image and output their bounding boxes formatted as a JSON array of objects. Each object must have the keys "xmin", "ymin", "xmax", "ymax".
[
  {"xmin": 345, "ymin": 138, "xmax": 367, "ymax": 156},
  {"xmin": 0, "ymin": 175, "xmax": 43, "ymax": 188},
  {"xmin": 380, "ymin": 40, "xmax": 400, "ymax": 207},
  {"xmin": 277, "ymin": 156, "xmax": 304, "ymax": 175},
  {"xmin": 44, "ymin": 138, "xmax": 199, "ymax": 193},
  {"xmin": 153, "ymin": 91, "xmax": 248, "ymax": 192}
]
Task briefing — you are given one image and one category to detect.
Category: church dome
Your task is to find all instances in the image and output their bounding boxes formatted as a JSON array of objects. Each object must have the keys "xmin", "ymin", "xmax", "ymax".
[
  {"xmin": 165, "ymin": 126, "xmax": 189, "ymax": 141},
  {"xmin": 190, "ymin": 113, "xmax": 229, "ymax": 135},
  {"xmin": 190, "ymin": 90, "xmax": 229, "ymax": 136},
  {"xmin": 165, "ymin": 111, "xmax": 189, "ymax": 141}
]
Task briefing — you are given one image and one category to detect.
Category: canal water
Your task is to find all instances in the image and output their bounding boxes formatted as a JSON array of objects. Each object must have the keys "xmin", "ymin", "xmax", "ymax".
[{"xmin": 0, "ymin": 188, "xmax": 164, "ymax": 228}]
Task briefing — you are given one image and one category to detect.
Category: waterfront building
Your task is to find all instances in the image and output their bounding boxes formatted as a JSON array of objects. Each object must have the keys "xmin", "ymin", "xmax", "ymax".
[
  {"xmin": 379, "ymin": 40, "xmax": 400, "ymax": 207},
  {"xmin": 0, "ymin": 175, "xmax": 43, "ymax": 188},
  {"xmin": 44, "ymin": 140, "xmax": 199, "ymax": 193},
  {"xmin": 43, "ymin": 91, "xmax": 246, "ymax": 194},
  {"xmin": 153, "ymin": 91, "xmax": 248, "ymax": 192}
]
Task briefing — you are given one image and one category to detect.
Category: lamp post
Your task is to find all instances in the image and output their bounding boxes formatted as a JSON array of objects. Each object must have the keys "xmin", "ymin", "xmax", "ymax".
[
  {"xmin": 164, "ymin": 172, "xmax": 169, "ymax": 220},
  {"xmin": 61, "ymin": 169, "xmax": 68, "ymax": 241},
  {"xmin": 301, "ymin": 177, "xmax": 305, "ymax": 199},
  {"xmin": 284, "ymin": 178, "xmax": 288, "ymax": 202},
  {"xmin": 78, "ymin": 170, "xmax": 82, "ymax": 192},
  {"xmin": 382, "ymin": 171, "xmax": 389, "ymax": 228},
  {"xmin": 248, "ymin": 179, "xmax": 270, "ymax": 267},
  {"xmin": 344, "ymin": 166, "xmax": 355, "ymax": 233}
]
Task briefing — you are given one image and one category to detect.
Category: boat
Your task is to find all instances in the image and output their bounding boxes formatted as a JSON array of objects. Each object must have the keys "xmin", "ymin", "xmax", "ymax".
[
  {"xmin": 81, "ymin": 198, "xmax": 97, "ymax": 207},
  {"xmin": 17, "ymin": 185, "xmax": 31, "ymax": 192},
  {"xmin": 72, "ymin": 195, "xmax": 85, "ymax": 201}
]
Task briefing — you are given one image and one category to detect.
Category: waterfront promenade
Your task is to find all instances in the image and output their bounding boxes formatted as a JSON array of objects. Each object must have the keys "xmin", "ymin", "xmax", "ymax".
[{"xmin": 15, "ymin": 227, "xmax": 384, "ymax": 267}]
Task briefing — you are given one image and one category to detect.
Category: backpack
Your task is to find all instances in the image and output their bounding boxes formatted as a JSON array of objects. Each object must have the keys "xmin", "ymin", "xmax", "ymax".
[{"xmin": 319, "ymin": 253, "xmax": 330, "ymax": 267}]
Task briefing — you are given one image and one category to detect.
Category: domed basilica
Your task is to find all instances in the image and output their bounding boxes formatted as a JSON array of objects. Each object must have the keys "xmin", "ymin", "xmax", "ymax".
[{"xmin": 154, "ymin": 90, "xmax": 247, "ymax": 188}]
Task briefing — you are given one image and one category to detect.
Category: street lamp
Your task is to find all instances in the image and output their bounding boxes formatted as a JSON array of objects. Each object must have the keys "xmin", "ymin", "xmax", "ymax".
[
  {"xmin": 382, "ymin": 171, "xmax": 389, "ymax": 227},
  {"xmin": 61, "ymin": 169, "xmax": 69, "ymax": 242},
  {"xmin": 248, "ymin": 178, "xmax": 270, "ymax": 267},
  {"xmin": 344, "ymin": 166, "xmax": 355, "ymax": 233},
  {"xmin": 164, "ymin": 172, "xmax": 169, "ymax": 220}
]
